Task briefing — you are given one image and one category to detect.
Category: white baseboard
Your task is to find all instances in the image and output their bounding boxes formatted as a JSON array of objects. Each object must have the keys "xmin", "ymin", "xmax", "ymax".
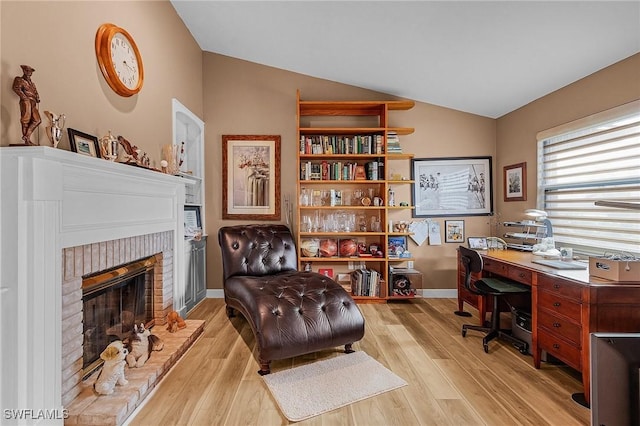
[
  {"xmin": 419, "ymin": 289, "xmax": 457, "ymax": 298},
  {"xmin": 206, "ymin": 289, "xmax": 225, "ymax": 298}
]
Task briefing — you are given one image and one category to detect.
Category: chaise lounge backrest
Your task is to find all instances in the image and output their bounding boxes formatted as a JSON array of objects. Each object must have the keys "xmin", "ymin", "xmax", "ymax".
[{"xmin": 218, "ymin": 224, "xmax": 298, "ymax": 280}]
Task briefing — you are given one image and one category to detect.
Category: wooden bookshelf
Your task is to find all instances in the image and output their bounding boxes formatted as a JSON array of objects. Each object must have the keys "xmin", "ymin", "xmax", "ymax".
[{"xmin": 296, "ymin": 90, "xmax": 417, "ymax": 302}]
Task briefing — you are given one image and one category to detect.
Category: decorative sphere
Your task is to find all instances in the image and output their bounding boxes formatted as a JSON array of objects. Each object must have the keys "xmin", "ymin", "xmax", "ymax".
[
  {"xmin": 300, "ymin": 239, "xmax": 320, "ymax": 257},
  {"xmin": 339, "ymin": 239, "xmax": 357, "ymax": 257},
  {"xmin": 319, "ymin": 239, "xmax": 337, "ymax": 257}
]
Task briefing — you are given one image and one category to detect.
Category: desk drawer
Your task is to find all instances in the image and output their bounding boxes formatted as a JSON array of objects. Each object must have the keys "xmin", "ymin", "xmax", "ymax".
[
  {"xmin": 538, "ymin": 310, "xmax": 581, "ymax": 346},
  {"xmin": 482, "ymin": 259, "xmax": 532, "ymax": 285},
  {"xmin": 507, "ymin": 266, "xmax": 532, "ymax": 286},
  {"xmin": 537, "ymin": 275, "xmax": 582, "ymax": 301},
  {"xmin": 538, "ymin": 291, "xmax": 582, "ymax": 322},
  {"xmin": 482, "ymin": 258, "xmax": 507, "ymax": 275},
  {"xmin": 538, "ymin": 329, "xmax": 581, "ymax": 370}
]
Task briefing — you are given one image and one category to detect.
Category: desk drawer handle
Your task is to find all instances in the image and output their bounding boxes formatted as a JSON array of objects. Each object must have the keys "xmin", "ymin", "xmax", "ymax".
[
  {"xmin": 553, "ymin": 284, "xmax": 561, "ymax": 289},
  {"xmin": 553, "ymin": 322, "xmax": 561, "ymax": 328},
  {"xmin": 518, "ymin": 272, "xmax": 526, "ymax": 278},
  {"xmin": 553, "ymin": 343, "xmax": 560, "ymax": 349},
  {"xmin": 553, "ymin": 302, "xmax": 561, "ymax": 307}
]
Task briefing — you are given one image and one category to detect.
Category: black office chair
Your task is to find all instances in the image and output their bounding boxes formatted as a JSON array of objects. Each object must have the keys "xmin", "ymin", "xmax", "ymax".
[{"xmin": 459, "ymin": 246, "xmax": 530, "ymax": 354}]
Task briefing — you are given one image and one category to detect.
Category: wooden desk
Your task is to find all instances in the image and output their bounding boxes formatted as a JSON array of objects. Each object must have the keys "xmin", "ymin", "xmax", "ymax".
[{"xmin": 457, "ymin": 249, "xmax": 640, "ymax": 404}]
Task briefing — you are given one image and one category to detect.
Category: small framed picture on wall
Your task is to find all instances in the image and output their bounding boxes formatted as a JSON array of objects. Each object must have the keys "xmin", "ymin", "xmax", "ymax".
[
  {"xmin": 444, "ymin": 220, "xmax": 465, "ymax": 243},
  {"xmin": 504, "ymin": 162, "xmax": 527, "ymax": 201}
]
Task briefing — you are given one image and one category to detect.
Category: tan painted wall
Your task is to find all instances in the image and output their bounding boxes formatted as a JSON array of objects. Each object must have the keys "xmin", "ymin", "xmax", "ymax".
[
  {"xmin": 3, "ymin": 1, "xmax": 636, "ymax": 293},
  {"xmin": 496, "ymin": 53, "xmax": 640, "ymax": 223},
  {"xmin": 0, "ymin": 1, "xmax": 203, "ymax": 161},
  {"xmin": 203, "ymin": 53, "xmax": 496, "ymax": 291}
]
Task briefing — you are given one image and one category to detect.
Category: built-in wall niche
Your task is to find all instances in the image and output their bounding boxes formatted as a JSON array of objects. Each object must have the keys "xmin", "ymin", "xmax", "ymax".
[{"xmin": 172, "ymin": 98, "xmax": 205, "ymax": 214}]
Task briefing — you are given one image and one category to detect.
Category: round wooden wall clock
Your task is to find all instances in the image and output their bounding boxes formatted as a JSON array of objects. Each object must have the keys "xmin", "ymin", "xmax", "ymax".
[{"xmin": 95, "ymin": 23, "xmax": 144, "ymax": 97}]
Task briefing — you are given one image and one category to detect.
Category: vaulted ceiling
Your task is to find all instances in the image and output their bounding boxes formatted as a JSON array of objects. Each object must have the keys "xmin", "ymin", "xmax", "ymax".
[{"xmin": 171, "ymin": 1, "xmax": 640, "ymax": 118}]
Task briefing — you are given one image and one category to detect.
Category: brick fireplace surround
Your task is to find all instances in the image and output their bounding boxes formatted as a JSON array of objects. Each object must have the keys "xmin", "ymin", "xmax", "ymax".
[
  {"xmin": 62, "ymin": 234, "xmax": 204, "ymax": 425},
  {"xmin": 0, "ymin": 148, "xmax": 201, "ymax": 425}
]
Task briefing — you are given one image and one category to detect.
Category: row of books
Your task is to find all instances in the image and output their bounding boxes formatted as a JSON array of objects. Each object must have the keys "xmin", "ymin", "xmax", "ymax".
[
  {"xmin": 300, "ymin": 135, "xmax": 384, "ymax": 155},
  {"xmin": 350, "ymin": 268, "xmax": 382, "ymax": 297},
  {"xmin": 387, "ymin": 131, "xmax": 402, "ymax": 153},
  {"xmin": 300, "ymin": 161, "xmax": 384, "ymax": 181}
]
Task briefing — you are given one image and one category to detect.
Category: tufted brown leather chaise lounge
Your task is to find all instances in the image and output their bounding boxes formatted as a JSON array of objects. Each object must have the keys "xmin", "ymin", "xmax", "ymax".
[{"xmin": 218, "ymin": 224, "xmax": 365, "ymax": 375}]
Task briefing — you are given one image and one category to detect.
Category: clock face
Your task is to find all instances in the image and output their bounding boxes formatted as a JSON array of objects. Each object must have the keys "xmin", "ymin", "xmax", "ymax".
[
  {"xmin": 95, "ymin": 23, "xmax": 144, "ymax": 97},
  {"xmin": 110, "ymin": 32, "xmax": 140, "ymax": 90}
]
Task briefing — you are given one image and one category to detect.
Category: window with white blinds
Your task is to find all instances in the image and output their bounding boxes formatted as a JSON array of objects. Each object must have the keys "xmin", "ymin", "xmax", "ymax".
[{"xmin": 537, "ymin": 101, "xmax": 640, "ymax": 256}]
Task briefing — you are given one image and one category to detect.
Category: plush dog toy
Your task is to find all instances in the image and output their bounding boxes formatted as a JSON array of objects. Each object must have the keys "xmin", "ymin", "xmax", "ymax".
[
  {"xmin": 166, "ymin": 310, "xmax": 187, "ymax": 333},
  {"xmin": 124, "ymin": 323, "xmax": 164, "ymax": 368},
  {"xmin": 94, "ymin": 341, "xmax": 128, "ymax": 395}
]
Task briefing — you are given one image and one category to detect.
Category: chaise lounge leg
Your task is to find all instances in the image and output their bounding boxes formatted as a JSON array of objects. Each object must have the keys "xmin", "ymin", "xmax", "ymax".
[
  {"xmin": 344, "ymin": 343, "xmax": 355, "ymax": 354},
  {"xmin": 226, "ymin": 306, "xmax": 235, "ymax": 318},
  {"xmin": 258, "ymin": 360, "xmax": 271, "ymax": 376}
]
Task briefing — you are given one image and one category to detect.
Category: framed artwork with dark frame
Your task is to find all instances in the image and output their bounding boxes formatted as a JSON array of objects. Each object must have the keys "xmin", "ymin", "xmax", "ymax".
[
  {"xmin": 184, "ymin": 205, "xmax": 201, "ymax": 229},
  {"xmin": 504, "ymin": 162, "xmax": 527, "ymax": 201},
  {"xmin": 444, "ymin": 220, "xmax": 465, "ymax": 243},
  {"xmin": 222, "ymin": 135, "xmax": 281, "ymax": 220},
  {"xmin": 67, "ymin": 128, "xmax": 101, "ymax": 158},
  {"xmin": 411, "ymin": 156, "xmax": 493, "ymax": 217}
]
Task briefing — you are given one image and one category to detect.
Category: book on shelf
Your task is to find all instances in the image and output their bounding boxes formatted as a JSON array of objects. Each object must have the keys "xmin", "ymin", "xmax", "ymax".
[
  {"xmin": 350, "ymin": 268, "xmax": 381, "ymax": 297},
  {"xmin": 365, "ymin": 161, "xmax": 379, "ymax": 180},
  {"xmin": 386, "ymin": 132, "xmax": 402, "ymax": 153}
]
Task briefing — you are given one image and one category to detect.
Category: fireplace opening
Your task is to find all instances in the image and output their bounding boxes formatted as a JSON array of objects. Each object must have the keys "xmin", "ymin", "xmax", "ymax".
[{"xmin": 82, "ymin": 256, "xmax": 156, "ymax": 378}]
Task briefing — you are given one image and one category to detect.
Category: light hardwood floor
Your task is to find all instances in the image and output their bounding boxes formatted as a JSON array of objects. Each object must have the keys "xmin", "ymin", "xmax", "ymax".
[{"xmin": 129, "ymin": 298, "xmax": 590, "ymax": 425}]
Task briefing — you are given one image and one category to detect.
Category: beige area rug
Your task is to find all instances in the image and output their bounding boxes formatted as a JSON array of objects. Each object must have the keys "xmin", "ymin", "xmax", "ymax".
[{"xmin": 262, "ymin": 351, "xmax": 408, "ymax": 422}]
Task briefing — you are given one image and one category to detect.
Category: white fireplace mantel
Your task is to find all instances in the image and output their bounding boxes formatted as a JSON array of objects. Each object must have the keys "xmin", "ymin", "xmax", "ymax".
[{"xmin": 0, "ymin": 147, "xmax": 190, "ymax": 424}]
